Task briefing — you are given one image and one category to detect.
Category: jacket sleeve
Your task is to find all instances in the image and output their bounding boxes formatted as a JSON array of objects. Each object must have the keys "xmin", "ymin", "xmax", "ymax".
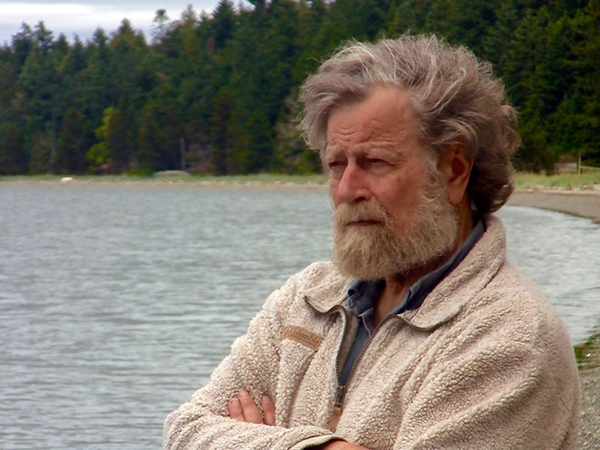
[
  {"xmin": 163, "ymin": 270, "xmax": 338, "ymax": 450},
  {"xmin": 394, "ymin": 323, "xmax": 580, "ymax": 449}
]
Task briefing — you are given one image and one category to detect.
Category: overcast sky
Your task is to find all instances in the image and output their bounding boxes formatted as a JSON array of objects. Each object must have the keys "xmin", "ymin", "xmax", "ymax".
[{"xmin": 0, "ymin": 1, "xmax": 232, "ymax": 46}]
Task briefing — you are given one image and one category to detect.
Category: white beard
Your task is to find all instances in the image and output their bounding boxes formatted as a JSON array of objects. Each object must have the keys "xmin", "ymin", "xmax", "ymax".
[{"xmin": 332, "ymin": 173, "xmax": 459, "ymax": 280}]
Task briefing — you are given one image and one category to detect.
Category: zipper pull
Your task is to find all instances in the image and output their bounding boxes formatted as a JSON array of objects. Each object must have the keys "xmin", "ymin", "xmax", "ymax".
[{"xmin": 327, "ymin": 385, "xmax": 345, "ymax": 432}]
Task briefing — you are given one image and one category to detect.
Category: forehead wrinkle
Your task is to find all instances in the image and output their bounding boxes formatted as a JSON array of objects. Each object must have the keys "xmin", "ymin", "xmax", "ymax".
[
  {"xmin": 326, "ymin": 93, "xmax": 418, "ymax": 153},
  {"xmin": 328, "ymin": 120, "xmax": 410, "ymax": 145},
  {"xmin": 326, "ymin": 124, "xmax": 370, "ymax": 152},
  {"xmin": 366, "ymin": 117, "xmax": 412, "ymax": 143}
]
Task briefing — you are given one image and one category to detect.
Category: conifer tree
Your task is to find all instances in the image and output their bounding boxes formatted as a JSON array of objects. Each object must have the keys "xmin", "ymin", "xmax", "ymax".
[
  {"xmin": 87, "ymin": 107, "xmax": 114, "ymax": 173},
  {"xmin": 138, "ymin": 107, "xmax": 164, "ymax": 171},
  {"xmin": 210, "ymin": 90, "xmax": 235, "ymax": 175},
  {"xmin": 55, "ymin": 108, "xmax": 88, "ymax": 174},
  {"xmin": 0, "ymin": 123, "xmax": 26, "ymax": 174},
  {"xmin": 29, "ymin": 130, "xmax": 54, "ymax": 174},
  {"xmin": 212, "ymin": 0, "xmax": 236, "ymax": 49}
]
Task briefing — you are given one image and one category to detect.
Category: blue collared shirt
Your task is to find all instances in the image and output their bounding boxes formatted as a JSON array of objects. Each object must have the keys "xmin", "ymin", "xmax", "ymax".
[{"xmin": 339, "ymin": 219, "xmax": 486, "ymax": 385}]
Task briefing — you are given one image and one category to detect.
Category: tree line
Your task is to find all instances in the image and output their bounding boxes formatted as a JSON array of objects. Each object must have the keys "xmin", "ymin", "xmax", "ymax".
[{"xmin": 0, "ymin": 0, "xmax": 598, "ymax": 176}]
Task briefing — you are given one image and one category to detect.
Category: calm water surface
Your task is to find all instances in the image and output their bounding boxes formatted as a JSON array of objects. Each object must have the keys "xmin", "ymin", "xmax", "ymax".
[{"xmin": 1, "ymin": 185, "xmax": 598, "ymax": 449}]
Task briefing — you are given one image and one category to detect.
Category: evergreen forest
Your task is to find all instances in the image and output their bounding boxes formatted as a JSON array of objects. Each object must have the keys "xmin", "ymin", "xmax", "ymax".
[{"xmin": 0, "ymin": 0, "xmax": 599, "ymax": 176}]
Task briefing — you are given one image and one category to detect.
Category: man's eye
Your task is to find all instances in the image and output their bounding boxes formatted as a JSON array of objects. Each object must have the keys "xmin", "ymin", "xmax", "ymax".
[
  {"xmin": 366, "ymin": 159, "xmax": 388, "ymax": 167},
  {"xmin": 328, "ymin": 161, "xmax": 345, "ymax": 172}
]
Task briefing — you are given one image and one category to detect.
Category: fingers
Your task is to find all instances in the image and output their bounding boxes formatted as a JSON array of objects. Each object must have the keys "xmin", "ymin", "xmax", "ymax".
[
  {"xmin": 228, "ymin": 396, "xmax": 245, "ymax": 422},
  {"xmin": 261, "ymin": 395, "xmax": 275, "ymax": 426},
  {"xmin": 237, "ymin": 390, "xmax": 263, "ymax": 423},
  {"xmin": 227, "ymin": 390, "xmax": 276, "ymax": 425},
  {"xmin": 233, "ymin": 390, "xmax": 263, "ymax": 424}
]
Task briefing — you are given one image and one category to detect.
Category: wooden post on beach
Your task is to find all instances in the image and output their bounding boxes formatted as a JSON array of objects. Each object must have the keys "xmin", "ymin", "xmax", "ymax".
[
  {"xmin": 180, "ymin": 137, "xmax": 185, "ymax": 171},
  {"xmin": 578, "ymin": 152, "xmax": 581, "ymax": 175}
]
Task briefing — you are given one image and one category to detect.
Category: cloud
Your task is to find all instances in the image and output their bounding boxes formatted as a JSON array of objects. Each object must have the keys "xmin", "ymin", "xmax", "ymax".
[
  {"xmin": 0, "ymin": 3, "xmax": 166, "ymax": 43},
  {"xmin": 0, "ymin": 1, "xmax": 241, "ymax": 44}
]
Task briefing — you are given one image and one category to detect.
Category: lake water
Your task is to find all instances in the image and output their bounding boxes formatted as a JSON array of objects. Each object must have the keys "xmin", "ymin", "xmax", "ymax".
[{"xmin": 1, "ymin": 185, "xmax": 599, "ymax": 449}]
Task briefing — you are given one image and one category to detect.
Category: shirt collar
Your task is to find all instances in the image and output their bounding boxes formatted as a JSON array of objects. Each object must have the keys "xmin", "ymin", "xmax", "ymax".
[{"xmin": 347, "ymin": 279, "xmax": 385, "ymax": 316}]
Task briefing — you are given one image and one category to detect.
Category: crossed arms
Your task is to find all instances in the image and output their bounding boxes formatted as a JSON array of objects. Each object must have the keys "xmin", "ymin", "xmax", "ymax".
[
  {"xmin": 228, "ymin": 390, "xmax": 367, "ymax": 450},
  {"xmin": 163, "ymin": 272, "xmax": 357, "ymax": 449}
]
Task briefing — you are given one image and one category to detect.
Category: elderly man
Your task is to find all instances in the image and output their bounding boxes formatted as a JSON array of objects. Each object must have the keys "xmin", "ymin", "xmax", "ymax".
[{"xmin": 164, "ymin": 35, "xmax": 579, "ymax": 450}]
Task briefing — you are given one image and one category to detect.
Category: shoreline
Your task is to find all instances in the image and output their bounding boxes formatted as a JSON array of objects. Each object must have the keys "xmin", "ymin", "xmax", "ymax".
[
  {"xmin": 508, "ymin": 189, "xmax": 600, "ymax": 223},
  {"xmin": 3, "ymin": 177, "xmax": 600, "ymax": 220},
  {"xmin": 3, "ymin": 176, "xmax": 600, "ymax": 225},
  {"xmin": 0, "ymin": 177, "xmax": 330, "ymax": 193}
]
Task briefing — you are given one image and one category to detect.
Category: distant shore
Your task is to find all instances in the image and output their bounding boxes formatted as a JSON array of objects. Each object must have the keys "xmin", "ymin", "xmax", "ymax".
[
  {"xmin": 0, "ymin": 174, "xmax": 330, "ymax": 191},
  {"xmin": 2, "ymin": 174, "xmax": 600, "ymax": 220}
]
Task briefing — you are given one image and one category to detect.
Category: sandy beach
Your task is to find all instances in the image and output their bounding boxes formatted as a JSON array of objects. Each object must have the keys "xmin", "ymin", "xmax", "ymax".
[{"xmin": 509, "ymin": 189, "xmax": 600, "ymax": 223}]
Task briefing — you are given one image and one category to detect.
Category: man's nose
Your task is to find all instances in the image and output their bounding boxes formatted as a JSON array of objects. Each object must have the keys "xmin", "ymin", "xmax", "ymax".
[{"xmin": 336, "ymin": 162, "xmax": 372, "ymax": 204}]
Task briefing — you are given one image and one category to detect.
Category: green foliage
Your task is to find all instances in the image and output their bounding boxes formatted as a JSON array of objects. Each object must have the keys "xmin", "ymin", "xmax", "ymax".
[
  {"xmin": 212, "ymin": 0, "xmax": 236, "ymax": 49},
  {"xmin": 138, "ymin": 108, "xmax": 164, "ymax": 171},
  {"xmin": 55, "ymin": 108, "xmax": 89, "ymax": 174},
  {"xmin": 151, "ymin": 9, "xmax": 170, "ymax": 44},
  {"xmin": 573, "ymin": 332, "xmax": 600, "ymax": 370},
  {"xmin": 125, "ymin": 167, "xmax": 155, "ymax": 176},
  {"xmin": 209, "ymin": 89, "xmax": 235, "ymax": 175},
  {"xmin": 86, "ymin": 107, "xmax": 114, "ymax": 172},
  {"xmin": 514, "ymin": 172, "xmax": 600, "ymax": 190},
  {"xmin": 1, "ymin": 0, "xmax": 598, "ymax": 175},
  {"xmin": 28, "ymin": 130, "xmax": 54, "ymax": 174},
  {"xmin": 87, "ymin": 142, "xmax": 109, "ymax": 172},
  {"xmin": 0, "ymin": 123, "xmax": 26, "ymax": 174},
  {"xmin": 515, "ymin": 118, "xmax": 554, "ymax": 172}
]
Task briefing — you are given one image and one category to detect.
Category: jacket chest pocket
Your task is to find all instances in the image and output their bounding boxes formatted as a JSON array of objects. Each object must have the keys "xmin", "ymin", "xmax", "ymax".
[{"xmin": 275, "ymin": 323, "xmax": 340, "ymax": 428}]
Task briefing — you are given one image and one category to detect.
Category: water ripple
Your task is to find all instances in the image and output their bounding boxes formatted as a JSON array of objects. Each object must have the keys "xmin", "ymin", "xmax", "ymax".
[{"xmin": 0, "ymin": 186, "xmax": 597, "ymax": 449}]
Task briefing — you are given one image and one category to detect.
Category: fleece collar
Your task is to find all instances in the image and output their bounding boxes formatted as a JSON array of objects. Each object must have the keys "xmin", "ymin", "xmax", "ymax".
[{"xmin": 304, "ymin": 215, "xmax": 506, "ymax": 330}]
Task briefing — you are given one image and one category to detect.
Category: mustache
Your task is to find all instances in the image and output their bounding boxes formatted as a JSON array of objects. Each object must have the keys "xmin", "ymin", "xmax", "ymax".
[{"xmin": 334, "ymin": 201, "xmax": 390, "ymax": 226}]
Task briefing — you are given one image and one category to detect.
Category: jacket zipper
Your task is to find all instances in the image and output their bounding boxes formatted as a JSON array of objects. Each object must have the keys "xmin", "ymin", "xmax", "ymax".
[
  {"xmin": 328, "ymin": 311, "xmax": 396, "ymax": 431},
  {"xmin": 305, "ymin": 295, "xmax": 452, "ymax": 431},
  {"xmin": 328, "ymin": 305, "xmax": 349, "ymax": 431},
  {"xmin": 303, "ymin": 297, "xmax": 350, "ymax": 432},
  {"xmin": 304, "ymin": 296, "xmax": 409, "ymax": 431}
]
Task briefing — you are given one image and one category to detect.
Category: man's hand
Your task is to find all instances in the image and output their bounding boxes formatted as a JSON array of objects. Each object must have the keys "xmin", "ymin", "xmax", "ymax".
[
  {"xmin": 228, "ymin": 390, "xmax": 275, "ymax": 425},
  {"xmin": 228, "ymin": 391, "xmax": 368, "ymax": 449}
]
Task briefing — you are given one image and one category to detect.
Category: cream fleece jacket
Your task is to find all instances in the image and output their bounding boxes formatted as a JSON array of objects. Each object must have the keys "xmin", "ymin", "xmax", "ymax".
[{"xmin": 164, "ymin": 215, "xmax": 580, "ymax": 450}]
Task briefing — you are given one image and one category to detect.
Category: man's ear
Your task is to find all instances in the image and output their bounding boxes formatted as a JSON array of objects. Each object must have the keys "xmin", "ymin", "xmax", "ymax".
[{"xmin": 438, "ymin": 142, "xmax": 474, "ymax": 206}]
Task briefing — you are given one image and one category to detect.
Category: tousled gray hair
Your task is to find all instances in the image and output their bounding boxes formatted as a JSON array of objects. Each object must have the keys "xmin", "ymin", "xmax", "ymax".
[{"xmin": 299, "ymin": 34, "xmax": 520, "ymax": 215}]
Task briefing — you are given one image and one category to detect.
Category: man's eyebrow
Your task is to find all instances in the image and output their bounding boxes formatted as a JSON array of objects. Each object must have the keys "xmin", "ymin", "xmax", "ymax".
[
  {"xmin": 325, "ymin": 142, "xmax": 403, "ymax": 156},
  {"xmin": 324, "ymin": 143, "xmax": 344, "ymax": 155},
  {"xmin": 368, "ymin": 143, "xmax": 400, "ymax": 151}
]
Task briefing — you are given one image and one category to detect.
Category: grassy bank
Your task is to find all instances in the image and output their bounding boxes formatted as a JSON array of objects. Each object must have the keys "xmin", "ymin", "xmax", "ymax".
[
  {"xmin": 2, "ymin": 172, "xmax": 600, "ymax": 189},
  {"xmin": 0, "ymin": 173, "xmax": 329, "ymax": 186},
  {"xmin": 514, "ymin": 172, "xmax": 600, "ymax": 190},
  {"xmin": 575, "ymin": 333, "xmax": 600, "ymax": 371}
]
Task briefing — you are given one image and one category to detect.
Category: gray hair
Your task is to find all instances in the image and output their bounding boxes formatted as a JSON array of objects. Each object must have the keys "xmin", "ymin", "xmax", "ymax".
[{"xmin": 299, "ymin": 34, "xmax": 520, "ymax": 215}]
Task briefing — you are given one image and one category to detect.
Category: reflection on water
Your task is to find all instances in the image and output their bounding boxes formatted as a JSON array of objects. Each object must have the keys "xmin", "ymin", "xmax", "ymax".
[{"xmin": 0, "ymin": 185, "xmax": 598, "ymax": 449}]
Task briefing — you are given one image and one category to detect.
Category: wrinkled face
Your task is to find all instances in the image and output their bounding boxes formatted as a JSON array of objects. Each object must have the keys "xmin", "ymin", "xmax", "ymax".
[{"xmin": 325, "ymin": 86, "xmax": 458, "ymax": 280}]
